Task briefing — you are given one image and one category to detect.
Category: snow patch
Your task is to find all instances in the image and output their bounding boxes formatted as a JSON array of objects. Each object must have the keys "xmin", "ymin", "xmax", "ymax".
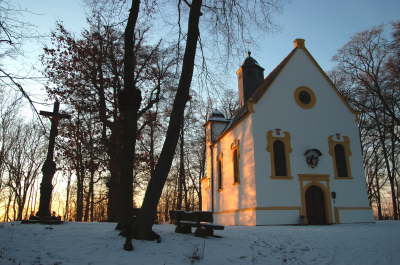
[{"xmin": 0, "ymin": 221, "xmax": 398, "ymax": 265}]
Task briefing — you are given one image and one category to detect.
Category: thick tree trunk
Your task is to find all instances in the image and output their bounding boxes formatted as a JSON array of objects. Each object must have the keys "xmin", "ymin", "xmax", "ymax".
[
  {"xmin": 118, "ymin": 0, "xmax": 141, "ymax": 251},
  {"xmin": 17, "ymin": 198, "xmax": 24, "ymax": 221},
  {"xmin": 134, "ymin": 0, "xmax": 202, "ymax": 240}
]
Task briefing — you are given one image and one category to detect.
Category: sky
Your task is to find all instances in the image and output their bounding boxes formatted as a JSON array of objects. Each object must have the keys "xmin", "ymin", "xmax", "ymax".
[{"xmin": 6, "ymin": 0, "xmax": 400, "ymax": 110}]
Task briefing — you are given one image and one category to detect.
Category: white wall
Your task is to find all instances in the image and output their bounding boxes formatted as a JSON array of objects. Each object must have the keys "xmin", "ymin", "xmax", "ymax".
[
  {"xmin": 251, "ymin": 48, "xmax": 372, "ymax": 224},
  {"xmin": 256, "ymin": 210, "xmax": 301, "ymax": 225},
  {"xmin": 211, "ymin": 114, "xmax": 258, "ymax": 225},
  {"xmin": 203, "ymin": 47, "xmax": 373, "ymax": 225}
]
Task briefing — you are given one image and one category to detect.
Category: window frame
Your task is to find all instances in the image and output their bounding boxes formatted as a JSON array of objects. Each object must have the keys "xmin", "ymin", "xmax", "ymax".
[
  {"xmin": 328, "ymin": 135, "xmax": 352, "ymax": 179},
  {"xmin": 294, "ymin": 86, "xmax": 316, "ymax": 109},
  {"xmin": 231, "ymin": 140, "xmax": 240, "ymax": 184},
  {"xmin": 273, "ymin": 140, "xmax": 287, "ymax": 176},
  {"xmin": 217, "ymin": 152, "xmax": 223, "ymax": 191},
  {"xmin": 266, "ymin": 130, "xmax": 293, "ymax": 179}
]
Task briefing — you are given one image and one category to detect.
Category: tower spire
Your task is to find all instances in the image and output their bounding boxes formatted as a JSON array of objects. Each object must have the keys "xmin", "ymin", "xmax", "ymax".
[{"xmin": 236, "ymin": 53, "xmax": 264, "ymax": 106}]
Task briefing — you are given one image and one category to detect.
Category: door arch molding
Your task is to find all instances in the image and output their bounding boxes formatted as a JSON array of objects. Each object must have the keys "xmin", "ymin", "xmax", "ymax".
[{"xmin": 298, "ymin": 174, "xmax": 333, "ymax": 224}]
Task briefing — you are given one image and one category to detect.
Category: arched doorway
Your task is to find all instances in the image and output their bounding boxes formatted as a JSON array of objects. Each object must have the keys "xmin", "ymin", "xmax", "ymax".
[{"xmin": 305, "ymin": 185, "xmax": 327, "ymax": 225}]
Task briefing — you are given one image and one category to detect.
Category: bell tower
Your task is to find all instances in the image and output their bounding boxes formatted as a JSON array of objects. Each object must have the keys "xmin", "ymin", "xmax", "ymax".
[{"xmin": 237, "ymin": 52, "xmax": 264, "ymax": 106}]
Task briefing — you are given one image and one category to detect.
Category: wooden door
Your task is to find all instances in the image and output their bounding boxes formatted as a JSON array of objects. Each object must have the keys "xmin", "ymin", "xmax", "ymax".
[{"xmin": 305, "ymin": 185, "xmax": 327, "ymax": 225}]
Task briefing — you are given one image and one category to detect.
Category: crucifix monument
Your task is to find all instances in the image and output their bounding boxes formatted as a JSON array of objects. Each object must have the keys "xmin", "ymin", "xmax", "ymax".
[{"xmin": 28, "ymin": 100, "xmax": 71, "ymax": 224}]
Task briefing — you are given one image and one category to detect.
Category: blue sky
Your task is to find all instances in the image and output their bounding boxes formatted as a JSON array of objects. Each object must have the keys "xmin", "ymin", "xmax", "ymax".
[
  {"xmin": 258, "ymin": 0, "xmax": 400, "ymax": 72},
  {"xmin": 9, "ymin": 0, "xmax": 400, "ymax": 105}
]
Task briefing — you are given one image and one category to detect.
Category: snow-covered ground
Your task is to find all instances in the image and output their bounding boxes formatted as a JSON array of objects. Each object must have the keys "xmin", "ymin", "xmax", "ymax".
[{"xmin": 0, "ymin": 221, "xmax": 399, "ymax": 265}]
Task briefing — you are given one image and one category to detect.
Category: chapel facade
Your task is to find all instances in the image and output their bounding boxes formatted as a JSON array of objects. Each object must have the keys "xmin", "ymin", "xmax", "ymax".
[{"xmin": 201, "ymin": 39, "xmax": 373, "ymax": 225}]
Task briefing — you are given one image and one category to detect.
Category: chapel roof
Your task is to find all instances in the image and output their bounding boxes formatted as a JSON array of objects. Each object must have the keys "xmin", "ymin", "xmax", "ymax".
[
  {"xmin": 216, "ymin": 39, "xmax": 356, "ymax": 141},
  {"xmin": 250, "ymin": 48, "xmax": 296, "ymax": 102}
]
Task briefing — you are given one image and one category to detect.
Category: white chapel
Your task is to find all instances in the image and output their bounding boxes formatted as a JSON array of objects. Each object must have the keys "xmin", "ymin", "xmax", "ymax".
[{"xmin": 201, "ymin": 39, "xmax": 373, "ymax": 225}]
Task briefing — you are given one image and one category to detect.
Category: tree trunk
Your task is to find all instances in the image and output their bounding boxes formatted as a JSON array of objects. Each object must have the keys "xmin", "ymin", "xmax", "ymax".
[
  {"xmin": 107, "ymin": 155, "xmax": 119, "ymax": 221},
  {"xmin": 64, "ymin": 172, "xmax": 71, "ymax": 221},
  {"xmin": 198, "ymin": 136, "xmax": 206, "ymax": 211},
  {"xmin": 374, "ymin": 110, "xmax": 398, "ymax": 220},
  {"xmin": 4, "ymin": 190, "xmax": 12, "ymax": 222},
  {"xmin": 76, "ymin": 163, "xmax": 84, "ymax": 221},
  {"xmin": 389, "ymin": 120, "xmax": 399, "ymax": 219},
  {"xmin": 107, "ymin": 125, "xmax": 122, "ymax": 222},
  {"xmin": 118, "ymin": 0, "xmax": 141, "ymax": 251},
  {"xmin": 12, "ymin": 196, "xmax": 17, "ymax": 221},
  {"xmin": 134, "ymin": 0, "xmax": 202, "ymax": 240},
  {"xmin": 375, "ymin": 172, "xmax": 383, "ymax": 220},
  {"xmin": 31, "ymin": 183, "xmax": 38, "ymax": 215},
  {"xmin": 84, "ymin": 188, "xmax": 90, "ymax": 222},
  {"xmin": 89, "ymin": 170, "xmax": 95, "ymax": 222},
  {"xmin": 177, "ymin": 127, "xmax": 185, "ymax": 210},
  {"xmin": 25, "ymin": 180, "xmax": 35, "ymax": 219}
]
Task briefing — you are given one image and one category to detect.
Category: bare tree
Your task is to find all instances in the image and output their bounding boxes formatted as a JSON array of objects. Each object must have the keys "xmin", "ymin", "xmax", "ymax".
[
  {"xmin": 4, "ymin": 122, "xmax": 45, "ymax": 220},
  {"xmin": 332, "ymin": 23, "xmax": 400, "ymax": 219},
  {"xmin": 125, "ymin": 0, "xmax": 283, "ymax": 247}
]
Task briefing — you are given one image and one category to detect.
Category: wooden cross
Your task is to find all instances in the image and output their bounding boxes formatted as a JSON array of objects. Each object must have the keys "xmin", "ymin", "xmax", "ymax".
[{"xmin": 36, "ymin": 100, "xmax": 71, "ymax": 218}]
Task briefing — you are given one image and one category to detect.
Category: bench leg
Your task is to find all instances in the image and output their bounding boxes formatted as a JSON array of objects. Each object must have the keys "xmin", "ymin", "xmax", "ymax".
[
  {"xmin": 175, "ymin": 223, "xmax": 192, "ymax": 234},
  {"xmin": 194, "ymin": 226, "xmax": 213, "ymax": 237}
]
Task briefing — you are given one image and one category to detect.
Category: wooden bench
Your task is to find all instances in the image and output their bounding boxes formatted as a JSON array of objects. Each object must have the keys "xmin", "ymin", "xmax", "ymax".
[{"xmin": 169, "ymin": 210, "xmax": 224, "ymax": 238}]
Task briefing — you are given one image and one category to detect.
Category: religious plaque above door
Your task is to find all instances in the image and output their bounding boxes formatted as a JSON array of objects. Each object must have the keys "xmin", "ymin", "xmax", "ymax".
[{"xmin": 304, "ymin": 149, "xmax": 322, "ymax": 168}]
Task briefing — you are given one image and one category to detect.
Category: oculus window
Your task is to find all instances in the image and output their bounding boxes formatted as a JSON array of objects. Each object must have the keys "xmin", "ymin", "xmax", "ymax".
[{"xmin": 294, "ymin": 86, "xmax": 316, "ymax": 109}]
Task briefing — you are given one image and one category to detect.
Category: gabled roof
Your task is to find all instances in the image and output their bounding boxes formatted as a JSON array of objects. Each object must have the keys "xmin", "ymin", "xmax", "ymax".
[
  {"xmin": 250, "ymin": 48, "xmax": 296, "ymax": 103},
  {"xmin": 215, "ymin": 39, "xmax": 357, "ymax": 142},
  {"xmin": 251, "ymin": 39, "xmax": 356, "ymax": 114},
  {"xmin": 300, "ymin": 47, "xmax": 357, "ymax": 115}
]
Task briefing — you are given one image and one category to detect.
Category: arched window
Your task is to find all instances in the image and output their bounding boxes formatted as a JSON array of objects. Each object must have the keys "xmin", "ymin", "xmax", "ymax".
[
  {"xmin": 217, "ymin": 159, "xmax": 223, "ymax": 190},
  {"xmin": 233, "ymin": 149, "xmax": 239, "ymax": 183},
  {"xmin": 334, "ymin": 144, "xmax": 348, "ymax": 178},
  {"xmin": 328, "ymin": 135, "xmax": 352, "ymax": 179},
  {"xmin": 266, "ymin": 130, "xmax": 292, "ymax": 179},
  {"xmin": 273, "ymin": 140, "xmax": 287, "ymax": 176}
]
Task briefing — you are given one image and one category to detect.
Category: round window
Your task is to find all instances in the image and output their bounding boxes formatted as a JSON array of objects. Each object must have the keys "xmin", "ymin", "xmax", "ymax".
[{"xmin": 294, "ymin": 86, "xmax": 316, "ymax": 109}]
